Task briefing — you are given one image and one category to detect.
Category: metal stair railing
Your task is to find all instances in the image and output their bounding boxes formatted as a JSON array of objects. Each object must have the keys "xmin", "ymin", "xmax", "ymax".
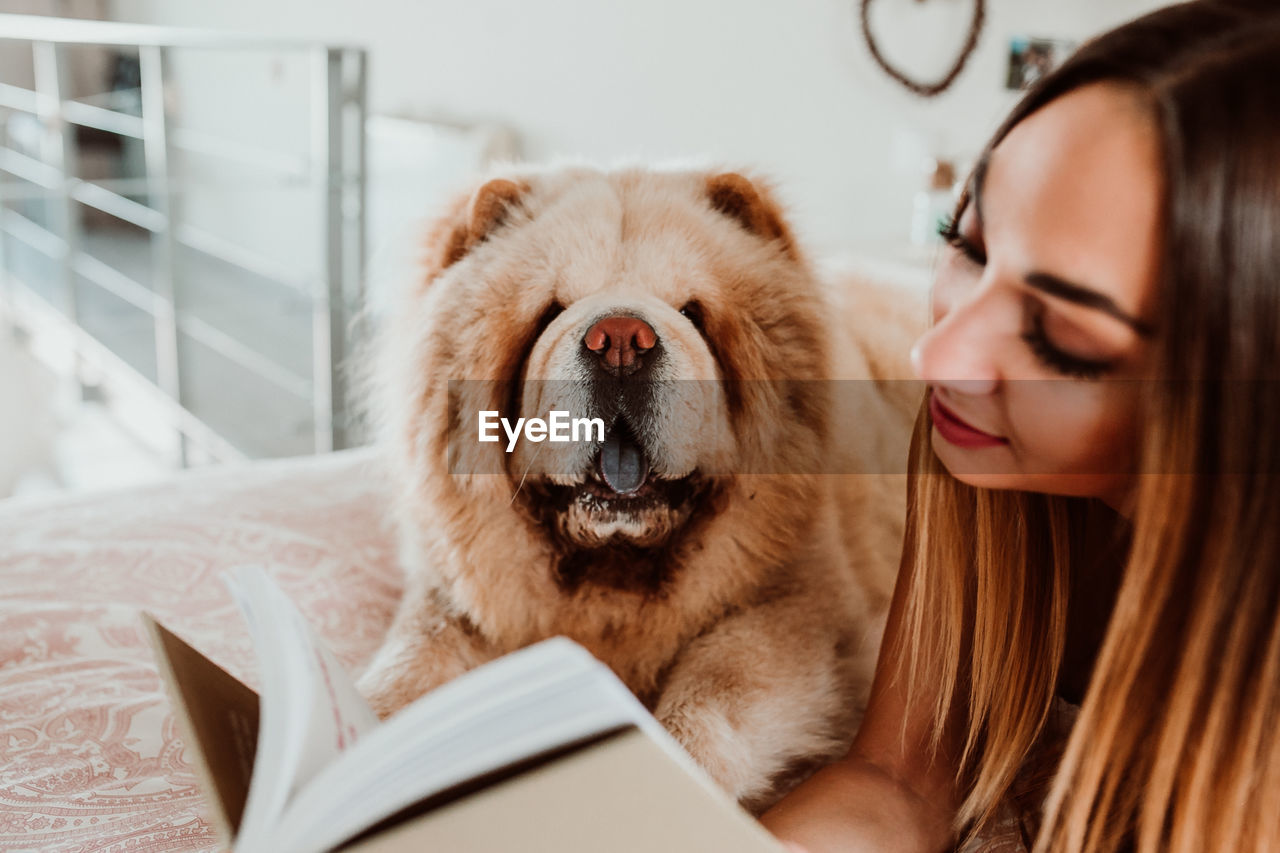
[{"xmin": 0, "ymin": 13, "xmax": 366, "ymax": 464}]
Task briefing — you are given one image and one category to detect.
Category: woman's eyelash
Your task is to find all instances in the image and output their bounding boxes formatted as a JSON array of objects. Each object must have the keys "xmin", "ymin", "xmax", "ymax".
[
  {"xmin": 937, "ymin": 214, "xmax": 987, "ymax": 265},
  {"xmin": 1020, "ymin": 314, "xmax": 1114, "ymax": 380}
]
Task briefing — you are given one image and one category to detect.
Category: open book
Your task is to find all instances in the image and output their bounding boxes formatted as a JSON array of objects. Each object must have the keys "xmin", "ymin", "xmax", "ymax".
[{"xmin": 144, "ymin": 566, "xmax": 784, "ymax": 853}]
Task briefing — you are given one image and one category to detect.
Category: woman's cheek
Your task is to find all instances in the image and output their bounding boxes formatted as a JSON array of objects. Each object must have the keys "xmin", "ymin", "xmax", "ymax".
[{"xmin": 1008, "ymin": 384, "xmax": 1120, "ymax": 475}]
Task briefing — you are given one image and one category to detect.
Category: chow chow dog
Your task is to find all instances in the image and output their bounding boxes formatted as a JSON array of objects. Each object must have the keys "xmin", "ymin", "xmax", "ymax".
[{"xmin": 357, "ymin": 164, "xmax": 923, "ymax": 812}]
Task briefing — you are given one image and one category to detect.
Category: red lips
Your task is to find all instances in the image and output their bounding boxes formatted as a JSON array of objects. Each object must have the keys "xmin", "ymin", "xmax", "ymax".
[{"xmin": 928, "ymin": 391, "xmax": 1010, "ymax": 449}]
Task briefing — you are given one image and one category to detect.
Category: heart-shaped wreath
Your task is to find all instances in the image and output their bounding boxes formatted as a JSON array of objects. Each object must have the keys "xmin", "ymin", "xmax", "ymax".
[{"xmin": 859, "ymin": 0, "xmax": 986, "ymax": 98}]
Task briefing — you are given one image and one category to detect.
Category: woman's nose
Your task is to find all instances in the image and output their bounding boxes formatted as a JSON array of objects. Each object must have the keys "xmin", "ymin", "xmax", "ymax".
[{"xmin": 910, "ymin": 289, "xmax": 1001, "ymax": 396}]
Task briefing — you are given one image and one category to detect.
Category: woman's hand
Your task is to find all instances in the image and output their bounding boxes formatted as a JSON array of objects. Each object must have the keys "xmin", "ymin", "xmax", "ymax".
[{"xmin": 762, "ymin": 752, "xmax": 955, "ymax": 853}]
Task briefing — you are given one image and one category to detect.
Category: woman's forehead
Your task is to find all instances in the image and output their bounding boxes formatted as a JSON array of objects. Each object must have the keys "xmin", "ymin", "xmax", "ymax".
[{"xmin": 982, "ymin": 83, "xmax": 1164, "ymax": 324}]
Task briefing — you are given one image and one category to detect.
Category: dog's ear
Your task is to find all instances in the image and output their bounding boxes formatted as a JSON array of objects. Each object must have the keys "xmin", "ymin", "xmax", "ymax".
[
  {"xmin": 704, "ymin": 172, "xmax": 797, "ymax": 259},
  {"xmin": 429, "ymin": 177, "xmax": 529, "ymax": 272}
]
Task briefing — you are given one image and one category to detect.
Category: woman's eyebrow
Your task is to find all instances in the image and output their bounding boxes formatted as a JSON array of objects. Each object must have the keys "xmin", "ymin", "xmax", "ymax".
[
  {"xmin": 1025, "ymin": 272, "xmax": 1155, "ymax": 335},
  {"xmin": 970, "ymin": 150, "xmax": 1154, "ymax": 337}
]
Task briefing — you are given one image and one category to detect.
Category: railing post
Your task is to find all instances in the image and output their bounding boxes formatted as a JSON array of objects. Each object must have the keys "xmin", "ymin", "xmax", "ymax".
[
  {"xmin": 139, "ymin": 44, "xmax": 187, "ymax": 466},
  {"xmin": 0, "ymin": 118, "xmax": 9, "ymax": 313},
  {"xmin": 311, "ymin": 46, "xmax": 348, "ymax": 453},
  {"xmin": 32, "ymin": 39, "xmax": 82, "ymax": 386},
  {"xmin": 341, "ymin": 48, "xmax": 367, "ymax": 445}
]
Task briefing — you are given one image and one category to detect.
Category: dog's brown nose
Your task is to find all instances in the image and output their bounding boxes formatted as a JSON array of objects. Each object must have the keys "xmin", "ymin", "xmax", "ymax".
[{"xmin": 583, "ymin": 315, "xmax": 657, "ymax": 373}]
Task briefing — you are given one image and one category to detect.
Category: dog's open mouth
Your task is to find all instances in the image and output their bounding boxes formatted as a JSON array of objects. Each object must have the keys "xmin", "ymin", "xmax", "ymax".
[
  {"xmin": 596, "ymin": 422, "xmax": 649, "ymax": 494},
  {"xmin": 526, "ymin": 418, "xmax": 709, "ymax": 548},
  {"xmin": 578, "ymin": 419, "xmax": 698, "ymax": 506}
]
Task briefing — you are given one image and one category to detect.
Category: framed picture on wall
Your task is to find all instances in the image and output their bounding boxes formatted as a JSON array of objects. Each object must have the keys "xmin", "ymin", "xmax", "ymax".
[{"xmin": 1005, "ymin": 36, "xmax": 1077, "ymax": 90}]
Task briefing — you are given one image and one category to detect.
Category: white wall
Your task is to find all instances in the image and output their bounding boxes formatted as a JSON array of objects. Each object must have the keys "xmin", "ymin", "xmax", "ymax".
[{"xmin": 103, "ymin": 0, "xmax": 1167, "ymax": 256}]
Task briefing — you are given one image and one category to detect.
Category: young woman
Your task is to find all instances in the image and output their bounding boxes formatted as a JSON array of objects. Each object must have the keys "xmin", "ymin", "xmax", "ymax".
[{"xmin": 762, "ymin": 3, "xmax": 1280, "ymax": 851}]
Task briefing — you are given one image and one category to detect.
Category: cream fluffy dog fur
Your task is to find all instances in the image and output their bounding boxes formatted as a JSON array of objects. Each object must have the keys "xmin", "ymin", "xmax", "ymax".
[{"xmin": 358, "ymin": 164, "xmax": 923, "ymax": 812}]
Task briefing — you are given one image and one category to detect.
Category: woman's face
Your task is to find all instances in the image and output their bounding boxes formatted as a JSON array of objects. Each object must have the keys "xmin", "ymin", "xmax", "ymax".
[{"xmin": 910, "ymin": 83, "xmax": 1163, "ymax": 510}]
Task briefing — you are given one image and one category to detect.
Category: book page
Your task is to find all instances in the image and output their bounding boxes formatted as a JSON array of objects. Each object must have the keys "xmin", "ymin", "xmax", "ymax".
[
  {"xmin": 143, "ymin": 615, "xmax": 260, "ymax": 846},
  {"xmin": 257, "ymin": 638, "xmax": 666, "ymax": 853},
  {"xmin": 225, "ymin": 566, "xmax": 380, "ymax": 848}
]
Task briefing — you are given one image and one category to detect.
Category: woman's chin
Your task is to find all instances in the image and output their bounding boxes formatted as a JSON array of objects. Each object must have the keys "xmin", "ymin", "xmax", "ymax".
[{"xmin": 933, "ymin": 434, "xmax": 1135, "ymax": 502}]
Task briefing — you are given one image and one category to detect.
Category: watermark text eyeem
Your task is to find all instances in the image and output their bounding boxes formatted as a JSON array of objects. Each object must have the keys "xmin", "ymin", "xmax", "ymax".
[{"xmin": 478, "ymin": 410, "xmax": 606, "ymax": 453}]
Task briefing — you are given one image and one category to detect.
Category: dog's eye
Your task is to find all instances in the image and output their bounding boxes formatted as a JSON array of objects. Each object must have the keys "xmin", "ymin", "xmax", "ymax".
[
  {"xmin": 533, "ymin": 300, "xmax": 566, "ymax": 338},
  {"xmin": 679, "ymin": 301, "xmax": 705, "ymax": 331}
]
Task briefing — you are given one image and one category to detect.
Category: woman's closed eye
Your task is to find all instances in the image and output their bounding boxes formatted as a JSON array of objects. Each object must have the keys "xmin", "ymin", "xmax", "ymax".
[
  {"xmin": 1021, "ymin": 310, "xmax": 1116, "ymax": 380},
  {"xmin": 938, "ymin": 213, "xmax": 986, "ymax": 266}
]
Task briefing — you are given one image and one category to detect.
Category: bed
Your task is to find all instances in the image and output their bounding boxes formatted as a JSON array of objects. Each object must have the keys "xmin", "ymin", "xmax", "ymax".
[
  {"xmin": 0, "ymin": 449, "xmax": 397, "ymax": 852},
  {"xmin": 0, "ymin": 448, "xmax": 1028, "ymax": 852}
]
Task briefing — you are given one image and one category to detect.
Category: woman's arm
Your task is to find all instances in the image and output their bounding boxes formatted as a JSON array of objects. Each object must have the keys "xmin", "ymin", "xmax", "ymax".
[{"xmin": 760, "ymin": 558, "xmax": 964, "ymax": 853}]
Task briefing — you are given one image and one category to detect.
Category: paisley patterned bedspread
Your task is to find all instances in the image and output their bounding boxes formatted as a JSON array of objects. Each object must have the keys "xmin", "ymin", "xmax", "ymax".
[
  {"xmin": 0, "ymin": 447, "xmax": 1029, "ymax": 853},
  {"xmin": 0, "ymin": 449, "xmax": 399, "ymax": 853}
]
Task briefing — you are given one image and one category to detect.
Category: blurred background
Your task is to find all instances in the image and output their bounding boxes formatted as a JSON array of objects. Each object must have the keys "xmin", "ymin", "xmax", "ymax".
[{"xmin": 0, "ymin": 0, "xmax": 1166, "ymax": 498}]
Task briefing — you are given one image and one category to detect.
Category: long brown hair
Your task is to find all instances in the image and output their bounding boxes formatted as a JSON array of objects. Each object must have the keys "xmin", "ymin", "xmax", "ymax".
[{"xmin": 896, "ymin": 3, "xmax": 1280, "ymax": 850}]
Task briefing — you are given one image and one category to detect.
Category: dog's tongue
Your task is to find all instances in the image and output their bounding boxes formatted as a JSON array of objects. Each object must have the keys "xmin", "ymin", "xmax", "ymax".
[{"xmin": 598, "ymin": 430, "xmax": 649, "ymax": 495}]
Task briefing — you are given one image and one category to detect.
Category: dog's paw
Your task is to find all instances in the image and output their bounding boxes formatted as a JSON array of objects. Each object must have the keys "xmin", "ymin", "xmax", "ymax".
[
  {"xmin": 355, "ymin": 620, "xmax": 493, "ymax": 721},
  {"xmin": 656, "ymin": 702, "xmax": 765, "ymax": 806},
  {"xmin": 355, "ymin": 670, "xmax": 414, "ymax": 721}
]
